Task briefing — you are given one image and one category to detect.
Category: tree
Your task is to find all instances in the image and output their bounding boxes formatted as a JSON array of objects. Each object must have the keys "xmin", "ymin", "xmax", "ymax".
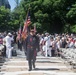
[
  {"xmin": 10, "ymin": 0, "xmax": 76, "ymax": 33},
  {"xmin": 66, "ymin": 3, "xmax": 76, "ymax": 33},
  {"xmin": 0, "ymin": 6, "xmax": 10, "ymax": 31}
]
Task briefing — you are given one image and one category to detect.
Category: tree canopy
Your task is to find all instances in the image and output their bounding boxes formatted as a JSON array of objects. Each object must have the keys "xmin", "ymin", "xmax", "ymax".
[{"xmin": 0, "ymin": 0, "xmax": 76, "ymax": 33}]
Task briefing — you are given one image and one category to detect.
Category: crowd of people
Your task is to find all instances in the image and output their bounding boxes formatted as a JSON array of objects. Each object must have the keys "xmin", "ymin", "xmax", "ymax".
[
  {"xmin": 0, "ymin": 32, "xmax": 17, "ymax": 58},
  {"xmin": 39, "ymin": 33, "xmax": 76, "ymax": 57},
  {"xmin": 0, "ymin": 33, "xmax": 76, "ymax": 57},
  {"xmin": 0, "ymin": 31, "xmax": 76, "ymax": 71},
  {"xmin": 0, "ymin": 32, "xmax": 76, "ymax": 58}
]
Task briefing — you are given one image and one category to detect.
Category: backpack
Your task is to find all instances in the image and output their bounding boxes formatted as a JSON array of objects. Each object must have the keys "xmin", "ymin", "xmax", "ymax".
[{"xmin": 12, "ymin": 50, "xmax": 17, "ymax": 56}]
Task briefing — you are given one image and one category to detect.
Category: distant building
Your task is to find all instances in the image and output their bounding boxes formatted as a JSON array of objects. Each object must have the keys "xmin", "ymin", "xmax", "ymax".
[{"xmin": 0, "ymin": 0, "xmax": 11, "ymax": 9}]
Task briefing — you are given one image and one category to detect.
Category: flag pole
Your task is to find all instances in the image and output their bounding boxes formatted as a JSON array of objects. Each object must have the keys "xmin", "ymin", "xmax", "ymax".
[
  {"xmin": 22, "ymin": 5, "xmax": 31, "ymax": 40},
  {"xmin": 34, "ymin": 24, "xmax": 36, "ymax": 33},
  {"xmin": 24, "ymin": 5, "xmax": 30, "ymax": 22}
]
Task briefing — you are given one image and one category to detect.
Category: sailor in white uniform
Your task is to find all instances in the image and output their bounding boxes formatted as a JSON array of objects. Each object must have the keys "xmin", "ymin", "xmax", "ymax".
[{"xmin": 5, "ymin": 33, "xmax": 14, "ymax": 58}]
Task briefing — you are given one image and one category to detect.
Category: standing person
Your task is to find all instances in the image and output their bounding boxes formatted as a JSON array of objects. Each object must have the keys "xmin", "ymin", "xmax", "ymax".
[
  {"xmin": 25, "ymin": 29, "xmax": 38, "ymax": 71},
  {"xmin": 50, "ymin": 37, "xmax": 55, "ymax": 57},
  {"xmin": 2, "ymin": 33, "xmax": 7, "ymax": 57},
  {"xmin": 40, "ymin": 34, "xmax": 45, "ymax": 56},
  {"xmin": 17, "ymin": 38, "xmax": 22, "ymax": 51},
  {"xmin": 56, "ymin": 36, "xmax": 61, "ymax": 57},
  {"xmin": 16, "ymin": 31, "xmax": 22, "ymax": 51},
  {"xmin": 5, "ymin": 33, "xmax": 14, "ymax": 58},
  {"xmin": 44, "ymin": 33, "xmax": 49, "ymax": 57}
]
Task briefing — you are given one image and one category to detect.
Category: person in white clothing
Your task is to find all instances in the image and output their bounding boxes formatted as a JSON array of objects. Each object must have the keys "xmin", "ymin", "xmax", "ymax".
[
  {"xmin": 44, "ymin": 33, "xmax": 50, "ymax": 57},
  {"xmin": 5, "ymin": 33, "xmax": 14, "ymax": 58},
  {"xmin": 56, "ymin": 36, "xmax": 61, "ymax": 56}
]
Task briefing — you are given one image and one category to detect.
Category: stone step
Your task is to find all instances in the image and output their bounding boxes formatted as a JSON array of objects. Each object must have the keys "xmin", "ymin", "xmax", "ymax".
[
  {"xmin": 0, "ymin": 55, "xmax": 75, "ymax": 75},
  {"xmin": 1, "ymin": 71, "xmax": 76, "ymax": 75},
  {"xmin": 0, "ymin": 56, "xmax": 72, "ymax": 72},
  {"xmin": 4, "ymin": 59, "xmax": 64, "ymax": 63},
  {"xmin": 3, "ymin": 58, "xmax": 65, "ymax": 63},
  {"xmin": 11, "ymin": 56, "xmax": 60, "ymax": 59},
  {"xmin": 2, "ymin": 57, "xmax": 60, "ymax": 63},
  {"xmin": 0, "ymin": 65, "xmax": 72, "ymax": 72},
  {"xmin": 3, "ymin": 62, "xmax": 66, "ymax": 66}
]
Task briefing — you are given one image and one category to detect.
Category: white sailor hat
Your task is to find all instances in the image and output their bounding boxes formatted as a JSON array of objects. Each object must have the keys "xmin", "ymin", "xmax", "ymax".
[{"xmin": 8, "ymin": 33, "xmax": 12, "ymax": 35}]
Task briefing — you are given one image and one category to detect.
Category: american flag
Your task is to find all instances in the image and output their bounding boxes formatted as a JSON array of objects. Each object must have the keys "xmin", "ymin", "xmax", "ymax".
[
  {"xmin": 22, "ymin": 10, "xmax": 31, "ymax": 40},
  {"xmin": 26, "ymin": 12, "xmax": 31, "ymax": 25}
]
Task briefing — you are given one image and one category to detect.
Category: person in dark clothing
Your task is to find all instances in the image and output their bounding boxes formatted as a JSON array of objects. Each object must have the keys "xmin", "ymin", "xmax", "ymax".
[
  {"xmin": 17, "ymin": 39, "xmax": 22, "ymax": 51},
  {"xmin": 61, "ymin": 38, "xmax": 67, "ymax": 48},
  {"xmin": 16, "ymin": 34, "xmax": 22, "ymax": 51},
  {"xmin": 25, "ymin": 29, "xmax": 39, "ymax": 71}
]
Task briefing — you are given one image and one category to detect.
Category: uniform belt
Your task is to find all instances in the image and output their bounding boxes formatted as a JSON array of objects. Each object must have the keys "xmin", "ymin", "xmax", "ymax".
[{"xmin": 27, "ymin": 45, "xmax": 33, "ymax": 48}]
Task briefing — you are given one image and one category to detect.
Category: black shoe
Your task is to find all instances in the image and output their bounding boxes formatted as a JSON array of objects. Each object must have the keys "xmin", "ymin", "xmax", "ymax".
[
  {"xmin": 28, "ymin": 69, "xmax": 32, "ymax": 71},
  {"xmin": 33, "ymin": 64, "xmax": 35, "ymax": 69}
]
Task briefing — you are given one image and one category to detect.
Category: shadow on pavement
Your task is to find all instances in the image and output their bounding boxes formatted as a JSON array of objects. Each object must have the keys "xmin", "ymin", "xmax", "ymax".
[
  {"xmin": 36, "ymin": 61, "xmax": 61, "ymax": 63},
  {"xmin": 34, "ymin": 68, "xmax": 60, "ymax": 71}
]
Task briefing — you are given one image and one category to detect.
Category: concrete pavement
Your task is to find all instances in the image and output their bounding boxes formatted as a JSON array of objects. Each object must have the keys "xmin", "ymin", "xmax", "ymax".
[{"xmin": 0, "ymin": 49, "xmax": 76, "ymax": 75}]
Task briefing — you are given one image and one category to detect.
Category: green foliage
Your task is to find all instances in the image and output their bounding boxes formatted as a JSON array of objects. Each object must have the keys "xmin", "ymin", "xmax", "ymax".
[
  {"xmin": 0, "ymin": 6, "xmax": 10, "ymax": 31},
  {"xmin": 15, "ymin": 0, "xmax": 76, "ymax": 33},
  {"xmin": 70, "ymin": 25, "xmax": 76, "ymax": 33},
  {"xmin": 34, "ymin": 10, "xmax": 48, "ymax": 23},
  {"xmin": 0, "ymin": 0, "xmax": 76, "ymax": 33},
  {"xmin": 66, "ymin": 4, "xmax": 76, "ymax": 19}
]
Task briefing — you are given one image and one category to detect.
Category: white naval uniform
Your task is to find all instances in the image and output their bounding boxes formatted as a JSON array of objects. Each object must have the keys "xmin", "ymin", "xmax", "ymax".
[
  {"xmin": 44, "ymin": 36, "xmax": 50, "ymax": 57},
  {"xmin": 5, "ymin": 35, "xmax": 13, "ymax": 58}
]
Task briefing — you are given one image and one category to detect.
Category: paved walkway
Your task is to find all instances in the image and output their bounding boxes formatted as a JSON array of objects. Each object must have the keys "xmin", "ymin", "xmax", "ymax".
[{"xmin": 0, "ymin": 48, "xmax": 76, "ymax": 75}]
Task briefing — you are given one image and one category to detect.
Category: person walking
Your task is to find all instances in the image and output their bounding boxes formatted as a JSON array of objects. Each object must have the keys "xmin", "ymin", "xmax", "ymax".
[{"xmin": 25, "ymin": 29, "xmax": 39, "ymax": 71}]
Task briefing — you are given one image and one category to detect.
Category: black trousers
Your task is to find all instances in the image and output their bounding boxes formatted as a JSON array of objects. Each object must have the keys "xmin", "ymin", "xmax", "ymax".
[
  {"xmin": 51, "ymin": 50, "xmax": 55, "ymax": 57},
  {"xmin": 2, "ymin": 45, "xmax": 6, "ymax": 57},
  {"xmin": 27, "ymin": 49, "xmax": 36, "ymax": 70},
  {"xmin": 28, "ymin": 57, "xmax": 35, "ymax": 70},
  {"xmin": 17, "ymin": 41, "xmax": 22, "ymax": 51}
]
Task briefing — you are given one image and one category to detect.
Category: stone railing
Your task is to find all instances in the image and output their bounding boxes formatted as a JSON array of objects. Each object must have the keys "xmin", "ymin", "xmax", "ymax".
[{"xmin": 59, "ymin": 48, "xmax": 76, "ymax": 68}]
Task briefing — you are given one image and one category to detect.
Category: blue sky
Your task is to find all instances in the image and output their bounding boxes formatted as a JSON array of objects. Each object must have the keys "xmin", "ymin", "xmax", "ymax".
[
  {"xmin": 8, "ymin": 0, "xmax": 16, "ymax": 11},
  {"xmin": 8, "ymin": 0, "xmax": 21, "ymax": 11}
]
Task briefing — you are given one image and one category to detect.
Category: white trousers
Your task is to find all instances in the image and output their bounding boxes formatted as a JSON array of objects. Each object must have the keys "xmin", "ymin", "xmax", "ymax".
[
  {"xmin": 47, "ymin": 48, "xmax": 52, "ymax": 56},
  {"xmin": 6, "ymin": 47, "xmax": 13, "ymax": 58},
  {"xmin": 42, "ymin": 45, "xmax": 47, "ymax": 57}
]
